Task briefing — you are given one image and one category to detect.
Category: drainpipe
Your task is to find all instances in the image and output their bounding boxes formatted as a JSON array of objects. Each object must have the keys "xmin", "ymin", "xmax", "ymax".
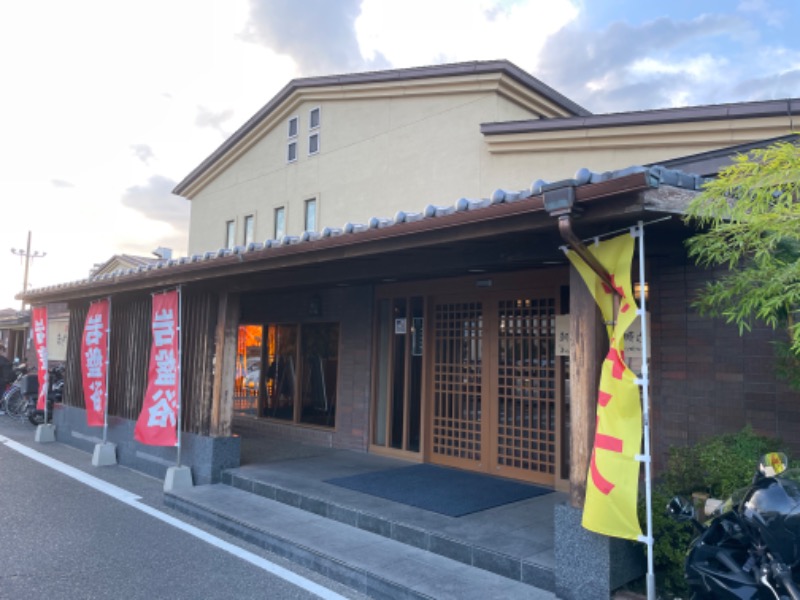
[{"xmin": 541, "ymin": 181, "xmax": 621, "ymax": 297}]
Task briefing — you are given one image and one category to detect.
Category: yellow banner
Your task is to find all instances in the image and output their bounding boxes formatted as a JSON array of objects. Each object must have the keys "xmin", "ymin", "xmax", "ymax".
[{"xmin": 567, "ymin": 234, "xmax": 643, "ymax": 540}]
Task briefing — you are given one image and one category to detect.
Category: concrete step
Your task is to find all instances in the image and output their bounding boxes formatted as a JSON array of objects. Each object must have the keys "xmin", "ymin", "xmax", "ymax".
[
  {"xmin": 220, "ymin": 468, "xmax": 556, "ymax": 592},
  {"xmin": 166, "ymin": 484, "xmax": 556, "ymax": 600}
]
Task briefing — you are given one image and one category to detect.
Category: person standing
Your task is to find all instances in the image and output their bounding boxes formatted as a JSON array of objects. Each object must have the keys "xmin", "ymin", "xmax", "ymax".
[{"xmin": 0, "ymin": 344, "xmax": 13, "ymax": 392}]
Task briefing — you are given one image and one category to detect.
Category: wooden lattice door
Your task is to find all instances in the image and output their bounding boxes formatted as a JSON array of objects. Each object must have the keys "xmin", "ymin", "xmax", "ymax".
[
  {"xmin": 495, "ymin": 297, "xmax": 557, "ymax": 484},
  {"xmin": 430, "ymin": 300, "xmax": 484, "ymax": 469},
  {"xmin": 429, "ymin": 292, "xmax": 558, "ymax": 485}
]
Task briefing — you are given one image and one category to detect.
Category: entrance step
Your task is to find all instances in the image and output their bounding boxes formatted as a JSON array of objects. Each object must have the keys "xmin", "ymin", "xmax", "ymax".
[
  {"xmin": 217, "ymin": 467, "xmax": 556, "ymax": 592},
  {"xmin": 166, "ymin": 484, "xmax": 556, "ymax": 600}
]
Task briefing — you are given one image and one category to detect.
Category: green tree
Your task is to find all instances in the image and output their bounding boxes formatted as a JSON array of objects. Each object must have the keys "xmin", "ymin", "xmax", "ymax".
[{"xmin": 684, "ymin": 138, "xmax": 800, "ymax": 388}]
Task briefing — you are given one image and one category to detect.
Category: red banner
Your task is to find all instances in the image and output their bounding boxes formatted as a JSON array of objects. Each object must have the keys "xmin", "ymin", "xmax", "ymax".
[
  {"xmin": 32, "ymin": 306, "xmax": 48, "ymax": 411},
  {"xmin": 81, "ymin": 299, "xmax": 110, "ymax": 427},
  {"xmin": 134, "ymin": 290, "xmax": 180, "ymax": 446}
]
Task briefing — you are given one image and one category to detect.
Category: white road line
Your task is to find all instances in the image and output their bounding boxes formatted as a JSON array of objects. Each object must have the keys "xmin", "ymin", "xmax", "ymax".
[{"xmin": 0, "ymin": 434, "xmax": 350, "ymax": 600}]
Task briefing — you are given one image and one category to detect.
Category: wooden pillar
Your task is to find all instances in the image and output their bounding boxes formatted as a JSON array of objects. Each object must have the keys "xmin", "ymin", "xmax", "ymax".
[
  {"xmin": 210, "ymin": 292, "xmax": 239, "ymax": 437},
  {"xmin": 569, "ymin": 267, "xmax": 607, "ymax": 508}
]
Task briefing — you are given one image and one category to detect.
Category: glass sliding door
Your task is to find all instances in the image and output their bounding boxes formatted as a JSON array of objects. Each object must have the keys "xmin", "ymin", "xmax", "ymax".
[{"xmin": 372, "ymin": 295, "xmax": 423, "ymax": 455}]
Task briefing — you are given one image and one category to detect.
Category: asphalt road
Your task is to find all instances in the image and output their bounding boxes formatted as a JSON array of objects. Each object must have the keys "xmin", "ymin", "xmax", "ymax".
[{"xmin": 0, "ymin": 417, "xmax": 369, "ymax": 600}]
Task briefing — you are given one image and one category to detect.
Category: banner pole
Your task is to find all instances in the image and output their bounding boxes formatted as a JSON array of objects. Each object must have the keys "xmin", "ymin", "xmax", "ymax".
[
  {"xmin": 636, "ymin": 221, "xmax": 656, "ymax": 600},
  {"xmin": 102, "ymin": 297, "xmax": 112, "ymax": 445},
  {"xmin": 175, "ymin": 286, "xmax": 183, "ymax": 467}
]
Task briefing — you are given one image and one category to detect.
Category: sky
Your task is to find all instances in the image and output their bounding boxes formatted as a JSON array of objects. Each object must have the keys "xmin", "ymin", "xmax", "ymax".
[{"xmin": 1, "ymin": 0, "xmax": 799, "ymax": 310}]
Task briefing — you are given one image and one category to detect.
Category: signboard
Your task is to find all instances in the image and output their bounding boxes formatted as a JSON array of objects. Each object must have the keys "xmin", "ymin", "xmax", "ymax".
[
  {"xmin": 394, "ymin": 318, "xmax": 407, "ymax": 335},
  {"xmin": 411, "ymin": 317, "xmax": 424, "ymax": 356},
  {"xmin": 47, "ymin": 317, "xmax": 70, "ymax": 362},
  {"xmin": 556, "ymin": 313, "xmax": 650, "ymax": 360},
  {"xmin": 555, "ymin": 315, "xmax": 570, "ymax": 357}
]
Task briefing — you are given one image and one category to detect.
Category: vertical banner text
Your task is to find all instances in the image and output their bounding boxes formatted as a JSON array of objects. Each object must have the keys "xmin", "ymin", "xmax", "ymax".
[
  {"xmin": 134, "ymin": 291, "xmax": 180, "ymax": 446},
  {"xmin": 81, "ymin": 299, "xmax": 110, "ymax": 427}
]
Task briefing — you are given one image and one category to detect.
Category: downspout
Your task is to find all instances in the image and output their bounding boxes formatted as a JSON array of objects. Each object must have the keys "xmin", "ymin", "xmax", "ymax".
[{"xmin": 541, "ymin": 180, "xmax": 621, "ymax": 297}]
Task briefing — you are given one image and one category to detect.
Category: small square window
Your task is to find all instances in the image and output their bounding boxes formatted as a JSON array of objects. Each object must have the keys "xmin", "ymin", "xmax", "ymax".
[
  {"xmin": 288, "ymin": 116, "xmax": 298, "ymax": 138},
  {"xmin": 309, "ymin": 107, "xmax": 320, "ymax": 129},
  {"xmin": 309, "ymin": 133, "xmax": 319, "ymax": 155},
  {"xmin": 287, "ymin": 141, "xmax": 297, "ymax": 163}
]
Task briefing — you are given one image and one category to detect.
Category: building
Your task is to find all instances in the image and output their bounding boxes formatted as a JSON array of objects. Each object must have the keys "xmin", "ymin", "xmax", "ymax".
[{"xmin": 21, "ymin": 60, "xmax": 800, "ymax": 598}]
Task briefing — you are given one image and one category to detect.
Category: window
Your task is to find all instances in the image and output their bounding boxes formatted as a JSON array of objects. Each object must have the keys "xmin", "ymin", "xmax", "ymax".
[
  {"xmin": 304, "ymin": 198, "xmax": 317, "ymax": 231},
  {"xmin": 287, "ymin": 116, "xmax": 298, "ymax": 163},
  {"xmin": 225, "ymin": 220, "xmax": 235, "ymax": 250},
  {"xmin": 233, "ymin": 321, "xmax": 339, "ymax": 428},
  {"xmin": 274, "ymin": 207, "xmax": 286, "ymax": 239},
  {"xmin": 308, "ymin": 107, "xmax": 320, "ymax": 155},
  {"xmin": 243, "ymin": 215, "xmax": 254, "ymax": 246}
]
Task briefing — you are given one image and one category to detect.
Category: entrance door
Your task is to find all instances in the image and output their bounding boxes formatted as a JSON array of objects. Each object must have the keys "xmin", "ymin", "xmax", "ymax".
[
  {"xmin": 430, "ymin": 299, "xmax": 484, "ymax": 470},
  {"xmin": 429, "ymin": 291, "xmax": 559, "ymax": 485},
  {"xmin": 494, "ymin": 297, "xmax": 558, "ymax": 484}
]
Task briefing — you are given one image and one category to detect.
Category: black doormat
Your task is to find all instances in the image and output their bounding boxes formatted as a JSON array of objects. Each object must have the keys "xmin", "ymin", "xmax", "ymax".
[{"xmin": 325, "ymin": 464, "xmax": 551, "ymax": 517}]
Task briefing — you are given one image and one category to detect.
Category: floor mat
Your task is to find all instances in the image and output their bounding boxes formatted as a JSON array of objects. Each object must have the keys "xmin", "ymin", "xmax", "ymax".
[{"xmin": 325, "ymin": 463, "xmax": 551, "ymax": 517}]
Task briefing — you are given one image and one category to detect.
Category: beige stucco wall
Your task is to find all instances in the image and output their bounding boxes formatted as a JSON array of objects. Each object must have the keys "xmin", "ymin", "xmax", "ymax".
[
  {"xmin": 186, "ymin": 81, "xmax": 798, "ymax": 256},
  {"xmin": 481, "ymin": 115, "xmax": 798, "ymax": 192},
  {"xmin": 187, "ymin": 90, "xmax": 538, "ymax": 255}
]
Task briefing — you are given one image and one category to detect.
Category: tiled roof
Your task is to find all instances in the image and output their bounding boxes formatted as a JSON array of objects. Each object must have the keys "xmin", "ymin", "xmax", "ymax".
[{"xmin": 23, "ymin": 165, "xmax": 703, "ymax": 302}]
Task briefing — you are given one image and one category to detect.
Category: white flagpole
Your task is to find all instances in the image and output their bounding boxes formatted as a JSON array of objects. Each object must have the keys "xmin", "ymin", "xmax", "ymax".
[
  {"xmin": 102, "ymin": 297, "xmax": 112, "ymax": 445},
  {"xmin": 633, "ymin": 221, "xmax": 655, "ymax": 600},
  {"xmin": 175, "ymin": 286, "xmax": 183, "ymax": 467}
]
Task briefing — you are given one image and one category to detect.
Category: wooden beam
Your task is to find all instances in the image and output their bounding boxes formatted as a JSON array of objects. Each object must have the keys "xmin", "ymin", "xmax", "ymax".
[
  {"xmin": 210, "ymin": 292, "xmax": 239, "ymax": 436},
  {"xmin": 569, "ymin": 266, "xmax": 607, "ymax": 508}
]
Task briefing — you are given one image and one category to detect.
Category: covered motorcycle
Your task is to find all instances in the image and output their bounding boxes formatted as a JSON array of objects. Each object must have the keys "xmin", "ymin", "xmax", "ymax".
[{"xmin": 669, "ymin": 452, "xmax": 800, "ymax": 599}]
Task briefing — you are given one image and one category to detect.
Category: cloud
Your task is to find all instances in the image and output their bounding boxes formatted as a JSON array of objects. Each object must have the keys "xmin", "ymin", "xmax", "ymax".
[
  {"xmin": 355, "ymin": 0, "xmax": 577, "ymax": 71},
  {"xmin": 729, "ymin": 68, "xmax": 800, "ymax": 101},
  {"xmin": 50, "ymin": 179, "xmax": 74, "ymax": 188},
  {"xmin": 536, "ymin": 14, "xmax": 752, "ymax": 112},
  {"xmin": 131, "ymin": 144, "xmax": 155, "ymax": 164},
  {"xmin": 121, "ymin": 175, "xmax": 189, "ymax": 232},
  {"xmin": 195, "ymin": 106, "xmax": 235, "ymax": 136},
  {"xmin": 242, "ymin": 0, "xmax": 388, "ymax": 74}
]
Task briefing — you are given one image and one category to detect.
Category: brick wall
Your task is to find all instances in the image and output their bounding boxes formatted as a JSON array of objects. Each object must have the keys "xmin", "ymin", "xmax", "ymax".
[{"xmin": 649, "ymin": 257, "xmax": 800, "ymax": 473}]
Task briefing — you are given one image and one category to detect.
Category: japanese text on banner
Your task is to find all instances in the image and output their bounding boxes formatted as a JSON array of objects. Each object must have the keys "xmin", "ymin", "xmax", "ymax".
[
  {"xmin": 32, "ymin": 306, "xmax": 49, "ymax": 411},
  {"xmin": 81, "ymin": 299, "xmax": 109, "ymax": 427},
  {"xmin": 134, "ymin": 290, "xmax": 180, "ymax": 446}
]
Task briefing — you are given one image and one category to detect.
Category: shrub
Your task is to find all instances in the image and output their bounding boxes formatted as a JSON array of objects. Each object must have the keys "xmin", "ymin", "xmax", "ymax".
[{"xmin": 638, "ymin": 426, "xmax": 784, "ymax": 598}]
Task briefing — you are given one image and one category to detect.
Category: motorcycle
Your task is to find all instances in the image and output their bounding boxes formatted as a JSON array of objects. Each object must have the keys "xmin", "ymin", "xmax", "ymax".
[
  {"xmin": 25, "ymin": 365, "xmax": 64, "ymax": 426},
  {"xmin": 668, "ymin": 452, "xmax": 800, "ymax": 599}
]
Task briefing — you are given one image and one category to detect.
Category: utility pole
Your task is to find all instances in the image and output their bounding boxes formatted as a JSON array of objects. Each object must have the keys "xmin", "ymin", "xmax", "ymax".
[{"xmin": 11, "ymin": 231, "xmax": 46, "ymax": 311}]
